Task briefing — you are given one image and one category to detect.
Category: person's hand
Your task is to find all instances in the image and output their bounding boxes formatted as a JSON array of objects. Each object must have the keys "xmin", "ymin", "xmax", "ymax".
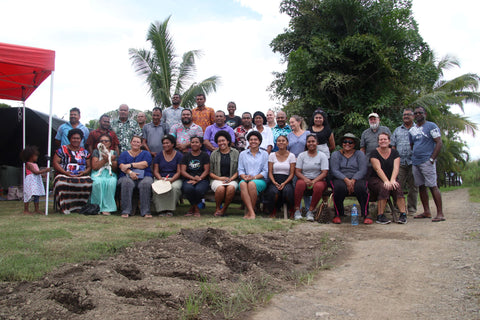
[
  {"xmin": 345, "ymin": 178, "xmax": 355, "ymax": 195},
  {"xmin": 244, "ymin": 175, "xmax": 253, "ymax": 181},
  {"xmin": 129, "ymin": 170, "xmax": 139, "ymax": 180},
  {"xmin": 390, "ymin": 180, "xmax": 400, "ymax": 190},
  {"xmin": 187, "ymin": 179, "xmax": 197, "ymax": 185},
  {"xmin": 304, "ymin": 178, "xmax": 313, "ymax": 187},
  {"xmin": 383, "ymin": 181, "xmax": 393, "ymax": 190},
  {"xmin": 193, "ymin": 175, "xmax": 201, "ymax": 182},
  {"xmin": 151, "ymin": 152, "xmax": 157, "ymax": 158},
  {"xmin": 278, "ymin": 182, "xmax": 285, "ymax": 191}
]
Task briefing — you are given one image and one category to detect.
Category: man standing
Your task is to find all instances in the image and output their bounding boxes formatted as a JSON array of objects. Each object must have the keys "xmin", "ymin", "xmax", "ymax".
[
  {"xmin": 225, "ymin": 101, "xmax": 242, "ymax": 129},
  {"xmin": 204, "ymin": 110, "xmax": 236, "ymax": 154},
  {"xmin": 391, "ymin": 108, "xmax": 418, "ymax": 215},
  {"xmin": 360, "ymin": 113, "xmax": 391, "ymax": 159},
  {"xmin": 234, "ymin": 112, "xmax": 253, "ymax": 151},
  {"xmin": 111, "ymin": 104, "xmax": 142, "ymax": 153},
  {"xmin": 272, "ymin": 110, "xmax": 292, "ymax": 152},
  {"xmin": 162, "ymin": 93, "xmax": 184, "ymax": 132},
  {"xmin": 142, "ymin": 107, "xmax": 167, "ymax": 158},
  {"xmin": 410, "ymin": 106, "xmax": 444, "ymax": 222},
  {"xmin": 169, "ymin": 109, "xmax": 203, "ymax": 153},
  {"xmin": 192, "ymin": 93, "xmax": 215, "ymax": 132},
  {"xmin": 55, "ymin": 107, "xmax": 90, "ymax": 148},
  {"xmin": 136, "ymin": 112, "xmax": 147, "ymax": 130},
  {"xmin": 86, "ymin": 114, "xmax": 120, "ymax": 154}
]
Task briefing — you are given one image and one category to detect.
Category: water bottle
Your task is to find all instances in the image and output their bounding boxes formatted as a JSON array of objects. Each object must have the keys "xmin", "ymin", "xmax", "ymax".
[{"xmin": 351, "ymin": 204, "xmax": 359, "ymax": 226}]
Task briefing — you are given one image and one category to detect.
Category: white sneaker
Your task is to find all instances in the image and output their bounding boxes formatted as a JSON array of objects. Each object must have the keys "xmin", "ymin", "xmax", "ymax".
[
  {"xmin": 294, "ymin": 210, "xmax": 303, "ymax": 220},
  {"xmin": 306, "ymin": 211, "xmax": 315, "ymax": 222}
]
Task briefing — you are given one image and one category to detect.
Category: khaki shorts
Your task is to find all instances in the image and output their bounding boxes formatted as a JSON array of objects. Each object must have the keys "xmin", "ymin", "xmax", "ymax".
[{"xmin": 210, "ymin": 179, "xmax": 238, "ymax": 192}]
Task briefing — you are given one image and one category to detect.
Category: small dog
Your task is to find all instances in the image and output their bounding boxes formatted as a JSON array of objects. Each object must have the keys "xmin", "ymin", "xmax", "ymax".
[{"xmin": 95, "ymin": 142, "xmax": 112, "ymax": 176}]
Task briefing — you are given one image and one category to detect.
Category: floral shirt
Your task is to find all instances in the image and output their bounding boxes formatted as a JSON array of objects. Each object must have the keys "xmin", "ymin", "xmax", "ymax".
[
  {"xmin": 234, "ymin": 125, "xmax": 251, "ymax": 151},
  {"xmin": 56, "ymin": 145, "xmax": 90, "ymax": 175},
  {"xmin": 272, "ymin": 124, "xmax": 292, "ymax": 152},
  {"xmin": 192, "ymin": 106, "xmax": 215, "ymax": 132},
  {"xmin": 169, "ymin": 122, "xmax": 203, "ymax": 151},
  {"xmin": 111, "ymin": 118, "xmax": 142, "ymax": 153}
]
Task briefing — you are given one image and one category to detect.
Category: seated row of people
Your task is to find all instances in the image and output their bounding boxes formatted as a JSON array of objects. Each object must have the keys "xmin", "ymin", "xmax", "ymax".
[{"xmin": 52, "ymin": 127, "xmax": 407, "ymax": 224}]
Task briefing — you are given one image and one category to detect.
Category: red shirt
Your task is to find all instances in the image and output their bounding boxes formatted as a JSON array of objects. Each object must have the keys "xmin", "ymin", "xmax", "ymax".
[{"xmin": 86, "ymin": 129, "xmax": 119, "ymax": 151}]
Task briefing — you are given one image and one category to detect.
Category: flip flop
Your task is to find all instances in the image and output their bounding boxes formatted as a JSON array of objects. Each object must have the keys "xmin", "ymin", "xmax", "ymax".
[
  {"xmin": 432, "ymin": 217, "xmax": 446, "ymax": 222},
  {"xmin": 413, "ymin": 213, "xmax": 432, "ymax": 219}
]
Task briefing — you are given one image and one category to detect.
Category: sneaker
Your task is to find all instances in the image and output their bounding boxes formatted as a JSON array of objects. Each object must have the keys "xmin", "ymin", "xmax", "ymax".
[
  {"xmin": 398, "ymin": 213, "xmax": 407, "ymax": 224},
  {"xmin": 332, "ymin": 216, "xmax": 341, "ymax": 224},
  {"xmin": 376, "ymin": 214, "xmax": 391, "ymax": 225},
  {"xmin": 364, "ymin": 217, "xmax": 373, "ymax": 224},
  {"xmin": 306, "ymin": 211, "xmax": 314, "ymax": 222},
  {"xmin": 294, "ymin": 210, "xmax": 302, "ymax": 220}
]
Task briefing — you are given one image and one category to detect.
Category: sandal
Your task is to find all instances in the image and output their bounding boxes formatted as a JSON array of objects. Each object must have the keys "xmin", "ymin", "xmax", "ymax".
[{"xmin": 414, "ymin": 213, "xmax": 432, "ymax": 219}]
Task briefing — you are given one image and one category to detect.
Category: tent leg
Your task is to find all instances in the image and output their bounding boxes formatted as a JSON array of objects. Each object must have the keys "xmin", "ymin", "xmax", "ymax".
[{"xmin": 45, "ymin": 72, "xmax": 54, "ymax": 216}]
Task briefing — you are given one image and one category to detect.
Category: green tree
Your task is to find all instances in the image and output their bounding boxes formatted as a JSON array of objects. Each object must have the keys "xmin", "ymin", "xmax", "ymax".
[
  {"xmin": 129, "ymin": 16, "xmax": 220, "ymax": 109},
  {"xmin": 0, "ymin": 103, "xmax": 11, "ymax": 108},
  {"xmin": 270, "ymin": 0, "xmax": 436, "ymax": 136}
]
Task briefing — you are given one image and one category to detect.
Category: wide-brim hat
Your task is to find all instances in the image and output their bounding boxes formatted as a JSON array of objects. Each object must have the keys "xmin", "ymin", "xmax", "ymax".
[
  {"xmin": 152, "ymin": 180, "xmax": 172, "ymax": 195},
  {"xmin": 339, "ymin": 133, "xmax": 359, "ymax": 144}
]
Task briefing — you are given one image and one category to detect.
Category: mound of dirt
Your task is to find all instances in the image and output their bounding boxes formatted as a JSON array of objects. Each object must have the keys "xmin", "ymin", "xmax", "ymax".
[{"xmin": 0, "ymin": 227, "xmax": 340, "ymax": 320}]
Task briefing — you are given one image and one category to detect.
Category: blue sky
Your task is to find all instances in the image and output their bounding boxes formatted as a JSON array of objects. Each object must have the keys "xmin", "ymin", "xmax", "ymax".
[{"xmin": 1, "ymin": 0, "xmax": 480, "ymax": 158}]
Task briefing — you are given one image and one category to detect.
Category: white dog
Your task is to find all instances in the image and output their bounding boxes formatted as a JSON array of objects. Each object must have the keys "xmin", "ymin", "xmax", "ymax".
[{"xmin": 95, "ymin": 142, "xmax": 113, "ymax": 176}]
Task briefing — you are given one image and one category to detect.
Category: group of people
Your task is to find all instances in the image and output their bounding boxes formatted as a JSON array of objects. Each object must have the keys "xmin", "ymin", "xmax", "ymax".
[{"xmin": 22, "ymin": 94, "xmax": 444, "ymax": 224}]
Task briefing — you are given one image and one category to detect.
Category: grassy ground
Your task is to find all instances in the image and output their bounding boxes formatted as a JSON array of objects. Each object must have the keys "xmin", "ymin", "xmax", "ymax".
[{"xmin": 0, "ymin": 198, "xmax": 298, "ymax": 281}]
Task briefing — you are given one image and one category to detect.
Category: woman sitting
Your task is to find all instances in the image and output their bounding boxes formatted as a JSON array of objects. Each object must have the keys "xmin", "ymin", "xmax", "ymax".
[
  {"xmin": 368, "ymin": 132, "xmax": 407, "ymax": 224},
  {"xmin": 264, "ymin": 135, "xmax": 296, "ymax": 217},
  {"xmin": 308, "ymin": 109, "xmax": 335, "ymax": 158},
  {"xmin": 90, "ymin": 134, "xmax": 118, "ymax": 215},
  {"xmin": 238, "ymin": 131, "xmax": 269, "ymax": 219},
  {"xmin": 152, "ymin": 135, "xmax": 183, "ymax": 216},
  {"xmin": 53, "ymin": 128, "xmax": 92, "ymax": 214},
  {"xmin": 209, "ymin": 130, "xmax": 239, "ymax": 217},
  {"xmin": 330, "ymin": 133, "xmax": 369, "ymax": 224},
  {"xmin": 287, "ymin": 115, "xmax": 310, "ymax": 157},
  {"xmin": 180, "ymin": 136, "xmax": 210, "ymax": 217},
  {"xmin": 293, "ymin": 134, "xmax": 329, "ymax": 221},
  {"xmin": 117, "ymin": 136, "xmax": 153, "ymax": 218}
]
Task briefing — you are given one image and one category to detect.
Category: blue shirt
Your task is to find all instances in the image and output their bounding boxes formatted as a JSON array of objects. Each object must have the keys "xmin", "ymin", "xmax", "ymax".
[
  {"xmin": 287, "ymin": 130, "xmax": 310, "ymax": 157},
  {"xmin": 118, "ymin": 150, "xmax": 152, "ymax": 178},
  {"xmin": 391, "ymin": 124, "xmax": 413, "ymax": 165},
  {"xmin": 55, "ymin": 122, "xmax": 90, "ymax": 147},
  {"xmin": 272, "ymin": 124, "xmax": 292, "ymax": 151},
  {"xmin": 409, "ymin": 121, "xmax": 441, "ymax": 165},
  {"xmin": 238, "ymin": 148, "xmax": 269, "ymax": 181}
]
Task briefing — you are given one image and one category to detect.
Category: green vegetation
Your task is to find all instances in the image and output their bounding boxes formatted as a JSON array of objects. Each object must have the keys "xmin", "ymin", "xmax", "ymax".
[
  {"xmin": 468, "ymin": 186, "xmax": 480, "ymax": 203},
  {"xmin": 129, "ymin": 16, "xmax": 220, "ymax": 109},
  {"xmin": 0, "ymin": 200, "xmax": 295, "ymax": 281}
]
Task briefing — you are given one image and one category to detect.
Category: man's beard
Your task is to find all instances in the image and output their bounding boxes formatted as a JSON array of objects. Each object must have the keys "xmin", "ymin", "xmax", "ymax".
[
  {"xmin": 370, "ymin": 123, "xmax": 379, "ymax": 130},
  {"xmin": 182, "ymin": 119, "xmax": 192, "ymax": 125}
]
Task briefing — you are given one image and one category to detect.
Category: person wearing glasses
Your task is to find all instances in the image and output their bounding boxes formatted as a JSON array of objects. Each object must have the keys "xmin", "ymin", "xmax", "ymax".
[
  {"xmin": 360, "ymin": 113, "xmax": 391, "ymax": 159},
  {"xmin": 391, "ymin": 108, "xmax": 418, "ymax": 216},
  {"xmin": 90, "ymin": 134, "xmax": 118, "ymax": 215},
  {"xmin": 330, "ymin": 133, "xmax": 369, "ymax": 224}
]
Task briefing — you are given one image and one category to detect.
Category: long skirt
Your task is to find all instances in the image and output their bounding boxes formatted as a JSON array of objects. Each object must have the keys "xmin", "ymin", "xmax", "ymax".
[
  {"xmin": 53, "ymin": 175, "xmax": 93, "ymax": 214},
  {"xmin": 90, "ymin": 169, "xmax": 117, "ymax": 212},
  {"xmin": 24, "ymin": 174, "xmax": 45, "ymax": 202},
  {"xmin": 152, "ymin": 179, "xmax": 182, "ymax": 212}
]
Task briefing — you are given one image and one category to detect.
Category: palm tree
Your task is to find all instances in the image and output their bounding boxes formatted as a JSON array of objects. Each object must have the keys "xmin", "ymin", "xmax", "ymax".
[{"xmin": 129, "ymin": 16, "xmax": 220, "ymax": 109}]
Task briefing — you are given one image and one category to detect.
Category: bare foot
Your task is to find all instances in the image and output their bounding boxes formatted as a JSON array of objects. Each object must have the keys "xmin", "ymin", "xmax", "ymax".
[
  {"xmin": 121, "ymin": 214, "xmax": 129, "ymax": 218},
  {"xmin": 34, "ymin": 211, "xmax": 45, "ymax": 215},
  {"xmin": 101, "ymin": 212, "xmax": 111, "ymax": 215},
  {"xmin": 23, "ymin": 210, "xmax": 33, "ymax": 215}
]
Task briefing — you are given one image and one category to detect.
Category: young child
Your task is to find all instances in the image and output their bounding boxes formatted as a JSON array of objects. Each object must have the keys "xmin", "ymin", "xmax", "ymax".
[{"xmin": 20, "ymin": 146, "xmax": 50, "ymax": 214}]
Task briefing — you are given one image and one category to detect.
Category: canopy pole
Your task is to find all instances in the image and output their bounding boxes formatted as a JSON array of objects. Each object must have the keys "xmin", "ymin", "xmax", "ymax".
[
  {"xmin": 45, "ymin": 72, "xmax": 54, "ymax": 216},
  {"xmin": 22, "ymin": 100, "xmax": 25, "ymax": 207}
]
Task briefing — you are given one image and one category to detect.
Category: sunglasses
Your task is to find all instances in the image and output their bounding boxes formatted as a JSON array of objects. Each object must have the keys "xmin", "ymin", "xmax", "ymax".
[
  {"xmin": 414, "ymin": 111, "xmax": 424, "ymax": 115},
  {"xmin": 343, "ymin": 140, "xmax": 355, "ymax": 144},
  {"xmin": 99, "ymin": 139, "xmax": 110, "ymax": 143}
]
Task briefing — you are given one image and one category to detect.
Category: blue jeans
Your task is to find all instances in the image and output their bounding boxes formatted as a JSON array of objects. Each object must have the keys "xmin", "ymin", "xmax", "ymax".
[
  {"xmin": 182, "ymin": 179, "xmax": 209, "ymax": 206},
  {"xmin": 118, "ymin": 176, "xmax": 153, "ymax": 216}
]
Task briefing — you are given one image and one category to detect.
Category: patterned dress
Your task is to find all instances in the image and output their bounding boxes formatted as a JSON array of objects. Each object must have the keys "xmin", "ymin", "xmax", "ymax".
[
  {"xmin": 23, "ymin": 162, "xmax": 45, "ymax": 202},
  {"xmin": 53, "ymin": 146, "xmax": 93, "ymax": 214}
]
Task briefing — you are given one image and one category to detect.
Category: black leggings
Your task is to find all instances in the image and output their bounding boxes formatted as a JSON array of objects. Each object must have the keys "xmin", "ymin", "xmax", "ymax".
[{"xmin": 331, "ymin": 179, "xmax": 369, "ymax": 217}]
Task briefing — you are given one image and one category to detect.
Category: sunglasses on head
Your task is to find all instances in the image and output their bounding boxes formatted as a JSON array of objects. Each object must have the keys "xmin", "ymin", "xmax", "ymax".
[{"xmin": 343, "ymin": 140, "xmax": 355, "ymax": 144}]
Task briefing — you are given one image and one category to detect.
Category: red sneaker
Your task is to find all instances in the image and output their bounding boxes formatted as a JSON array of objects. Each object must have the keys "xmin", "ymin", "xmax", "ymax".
[
  {"xmin": 332, "ymin": 216, "xmax": 341, "ymax": 224},
  {"xmin": 364, "ymin": 217, "xmax": 373, "ymax": 225}
]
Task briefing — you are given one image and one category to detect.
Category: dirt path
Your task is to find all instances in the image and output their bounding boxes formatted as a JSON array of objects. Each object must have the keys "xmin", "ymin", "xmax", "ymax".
[{"xmin": 251, "ymin": 188, "xmax": 480, "ymax": 320}]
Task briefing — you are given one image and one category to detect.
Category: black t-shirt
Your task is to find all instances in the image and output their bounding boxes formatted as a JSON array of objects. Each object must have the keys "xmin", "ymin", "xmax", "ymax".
[
  {"xmin": 226, "ymin": 115, "xmax": 242, "ymax": 129},
  {"xmin": 220, "ymin": 153, "xmax": 231, "ymax": 177},
  {"xmin": 181, "ymin": 151, "xmax": 210, "ymax": 177},
  {"xmin": 308, "ymin": 126, "xmax": 332, "ymax": 145},
  {"xmin": 370, "ymin": 148, "xmax": 400, "ymax": 180}
]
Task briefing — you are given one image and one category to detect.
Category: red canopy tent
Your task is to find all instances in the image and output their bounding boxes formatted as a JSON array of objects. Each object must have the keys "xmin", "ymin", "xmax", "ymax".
[{"xmin": 0, "ymin": 42, "xmax": 55, "ymax": 214}]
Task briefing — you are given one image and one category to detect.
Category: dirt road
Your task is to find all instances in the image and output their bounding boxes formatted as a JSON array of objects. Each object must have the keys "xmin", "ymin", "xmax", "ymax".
[{"xmin": 251, "ymin": 188, "xmax": 480, "ymax": 319}]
